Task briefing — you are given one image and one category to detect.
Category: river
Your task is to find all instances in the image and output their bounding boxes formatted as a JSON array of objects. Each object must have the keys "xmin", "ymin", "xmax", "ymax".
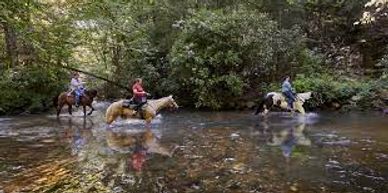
[{"xmin": 0, "ymin": 107, "xmax": 387, "ymax": 193}]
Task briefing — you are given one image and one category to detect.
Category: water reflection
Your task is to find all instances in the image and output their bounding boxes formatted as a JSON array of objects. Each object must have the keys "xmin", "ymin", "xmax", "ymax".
[
  {"xmin": 60, "ymin": 118, "xmax": 94, "ymax": 156},
  {"xmin": 1, "ymin": 111, "xmax": 388, "ymax": 192},
  {"xmin": 267, "ymin": 123, "xmax": 311, "ymax": 159},
  {"xmin": 58, "ymin": 117, "xmax": 177, "ymax": 174},
  {"xmin": 106, "ymin": 128, "xmax": 176, "ymax": 172},
  {"xmin": 254, "ymin": 116, "xmax": 312, "ymax": 160}
]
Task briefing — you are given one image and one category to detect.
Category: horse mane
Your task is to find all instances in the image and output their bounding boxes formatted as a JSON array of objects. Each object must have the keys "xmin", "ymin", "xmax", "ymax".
[
  {"xmin": 150, "ymin": 95, "xmax": 176, "ymax": 102},
  {"xmin": 296, "ymin": 91, "xmax": 312, "ymax": 102},
  {"xmin": 147, "ymin": 95, "xmax": 177, "ymax": 113},
  {"xmin": 85, "ymin": 89, "xmax": 98, "ymax": 98}
]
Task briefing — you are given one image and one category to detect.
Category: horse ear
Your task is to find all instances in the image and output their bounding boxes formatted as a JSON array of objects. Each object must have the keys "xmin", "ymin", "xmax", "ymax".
[{"xmin": 169, "ymin": 95, "xmax": 173, "ymax": 98}]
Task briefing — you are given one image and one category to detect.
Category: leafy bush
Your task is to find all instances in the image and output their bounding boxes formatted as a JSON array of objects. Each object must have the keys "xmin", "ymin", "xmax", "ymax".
[
  {"xmin": 166, "ymin": 9, "xmax": 303, "ymax": 109},
  {"xmin": 0, "ymin": 65, "xmax": 67, "ymax": 114},
  {"xmin": 293, "ymin": 72, "xmax": 384, "ymax": 110}
]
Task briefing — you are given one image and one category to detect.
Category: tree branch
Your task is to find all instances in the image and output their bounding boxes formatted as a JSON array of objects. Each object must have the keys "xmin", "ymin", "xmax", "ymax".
[{"xmin": 59, "ymin": 64, "xmax": 130, "ymax": 92}]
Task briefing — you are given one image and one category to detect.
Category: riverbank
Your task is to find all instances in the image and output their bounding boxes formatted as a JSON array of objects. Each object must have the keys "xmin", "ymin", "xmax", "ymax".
[{"xmin": 1, "ymin": 72, "xmax": 387, "ymax": 116}]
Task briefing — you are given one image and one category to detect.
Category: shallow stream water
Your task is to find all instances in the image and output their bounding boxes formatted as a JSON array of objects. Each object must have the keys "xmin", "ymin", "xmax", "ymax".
[{"xmin": 0, "ymin": 107, "xmax": 387, "ymax": 193}]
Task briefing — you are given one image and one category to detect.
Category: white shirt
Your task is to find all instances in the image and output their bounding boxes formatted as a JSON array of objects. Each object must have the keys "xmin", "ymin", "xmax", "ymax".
[{"xmin": 70, "ymin": 78, "xmax": 83, "ymax": 90}]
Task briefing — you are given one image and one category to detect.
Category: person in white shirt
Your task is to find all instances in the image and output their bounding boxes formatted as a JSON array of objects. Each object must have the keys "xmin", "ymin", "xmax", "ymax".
[{"xmin": 69, "ymin": 72, "xmax": 85, "ymax": 107}]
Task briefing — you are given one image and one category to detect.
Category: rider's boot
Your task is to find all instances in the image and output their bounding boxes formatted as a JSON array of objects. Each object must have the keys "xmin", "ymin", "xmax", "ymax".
[
  {"xmin": 287, "ymin": 103, "xmax": 293, "ymax": 112},
  {"xmin": 132, "ymin": 105, "xmax": 138, "ymax": 116},
  {"xmin": 75, "ymin": 98, "xmax": 80, "ymax": 108},
  {"xmin": 75, "ymin": 95, "xmax": 80, "ymax": 108}
]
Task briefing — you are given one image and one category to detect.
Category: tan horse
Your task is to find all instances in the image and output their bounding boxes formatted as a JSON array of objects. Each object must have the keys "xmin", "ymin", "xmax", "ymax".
[
  {"xmin": 105, "ymin": 95, "xmax": 179, "ymax": 125},
  {"xmin": 255, "ymin": 91, "xmax": 312, "ymax": 115}
]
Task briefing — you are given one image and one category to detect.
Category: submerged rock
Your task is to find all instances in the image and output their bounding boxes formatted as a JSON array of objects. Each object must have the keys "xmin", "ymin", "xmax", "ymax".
[{"xmin": 230, "ymin": 133, "xmax": 240, "ymax": 140}]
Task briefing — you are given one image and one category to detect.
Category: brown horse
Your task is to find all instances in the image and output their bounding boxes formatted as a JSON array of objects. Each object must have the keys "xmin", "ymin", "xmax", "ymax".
[
  {"xmin": 105, "ymin": 95, "xmax": 179, "ymax": 125},
  {"xmin": 54, "ymin": 89, "xmax": 98, "ymax": 117}
]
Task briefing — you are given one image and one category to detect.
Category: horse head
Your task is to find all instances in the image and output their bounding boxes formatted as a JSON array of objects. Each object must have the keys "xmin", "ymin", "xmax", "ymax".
[
  {"xmin": 166, "ymin": 95, "xmax": 179, "ymax": 110},
  {"xmin": 294, "ymin": 91, "xmax": 313, "ymax": 114},
  {"xmin": 296, "ymin": 91, "xmax": 312, "ymax": 103},
  {"xmin": 255, "ymin": 94, "xmax": 274, "ymax": 116},
  {"xmin": 85, "ymin": 89, "xmax": 98, "ymax": 99}
]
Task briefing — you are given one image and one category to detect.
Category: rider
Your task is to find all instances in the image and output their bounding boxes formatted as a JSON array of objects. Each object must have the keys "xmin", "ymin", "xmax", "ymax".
[
  {"xmin": 282, "ymin": 75, "xmax": 296, "ymax": 110},
  {"xmin": 69, "ymin": 72, "xmax": 85, "ymax": 108},
  {"xmin": 131, "ymin": 78, "xmax": 150, "ymax": 115}
]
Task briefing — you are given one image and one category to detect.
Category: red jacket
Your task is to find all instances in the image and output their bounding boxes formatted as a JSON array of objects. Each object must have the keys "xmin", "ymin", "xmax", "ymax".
[{"xmin": 132, "ymin": 82, "xmax": 146, "ymax": 99}]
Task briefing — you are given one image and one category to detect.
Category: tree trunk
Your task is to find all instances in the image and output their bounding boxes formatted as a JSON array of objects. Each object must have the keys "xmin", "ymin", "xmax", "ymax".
[{"xmin": 3, "ymin": 22, "xmax": 18, "ymax": 68}]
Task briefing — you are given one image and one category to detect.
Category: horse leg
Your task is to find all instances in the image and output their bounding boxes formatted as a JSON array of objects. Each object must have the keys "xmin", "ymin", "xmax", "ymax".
[
  {"xmin": 68, "ymin": 104, "xmax": 73, "ymax": 115},
  {"xmin": 57, "ymin": 103, "xmax": 64, "ymax": 117},
  {"xmin": 145, "ymin": 118, "xmax": 152, "ymax": 128},
  {"xmin": 254, "ymin": 102, "xmax": 263, "ymax": 115},
  {"xmin": 294, "ymin": 101, "xmax": 305, "ymax": 114},
  {"xmin": 263, "ymin": 105, "xmax": 269, "ymax": 115},
  {"xmin": 106, "ymin": 111, "xmax": 118, "ymax": 124},
  {"xmin": 83, "ymin": 105, "xmax": 87, "ymax": 117},
  {"xmin": 87, "ymin": 104, "xmax": 94, "ymax": 116},
  {"xmin": 107, "ymin": 115, "xmax": 117, "ymax": 128}
]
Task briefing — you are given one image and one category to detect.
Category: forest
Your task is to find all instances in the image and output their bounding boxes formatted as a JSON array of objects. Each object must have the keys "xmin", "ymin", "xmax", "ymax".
[{"xmin": 1, "ymin": 0, "xmax": 387, "ymax": 114}]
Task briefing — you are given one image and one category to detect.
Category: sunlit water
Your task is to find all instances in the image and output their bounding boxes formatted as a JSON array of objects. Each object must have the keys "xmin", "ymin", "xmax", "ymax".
[{"xmin": 0, "ymin": 107, "xmax": 387, "ymax": 193}]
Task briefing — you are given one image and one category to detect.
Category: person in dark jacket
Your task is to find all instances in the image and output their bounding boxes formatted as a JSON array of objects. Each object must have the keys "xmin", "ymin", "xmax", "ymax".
[{"xmin": 282, "ymin": 76, "xmax": 296, "ymax": 110}]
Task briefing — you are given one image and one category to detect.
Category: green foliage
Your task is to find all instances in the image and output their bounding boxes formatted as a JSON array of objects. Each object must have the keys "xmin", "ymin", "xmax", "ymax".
[
  {"xmin": 297, "ymin": 49, "xmax": 327, "ymax": 75},
  {"xmin": 0, "ymin": 0, "xmax": 387, "ymax": 113},
  {"xmin": 377, "ymin": 51, "xmax": 388, "ymax": 74},
  {"xmin": 293, "ymin": 72, "xmax": 384, "ymax": 109},
  {"xmin": 0, "ymin": 66, "xmax": 67, "ymax": 114},
  {"xmin": 167, "ymin": 9, "xmax": 303, "ymax": 109}
]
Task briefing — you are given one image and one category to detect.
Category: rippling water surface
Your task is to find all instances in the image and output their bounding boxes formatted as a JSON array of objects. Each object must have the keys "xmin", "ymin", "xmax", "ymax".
[{"xmin": 0, "ymin": 107, "xmax": 387, "ymax": 193}]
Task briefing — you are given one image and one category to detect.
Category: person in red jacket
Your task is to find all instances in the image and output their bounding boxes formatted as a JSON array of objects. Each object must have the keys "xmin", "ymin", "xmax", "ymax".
[{"xmin": 131, "ymin": 78, "xmax": 150, "ymax": 115}]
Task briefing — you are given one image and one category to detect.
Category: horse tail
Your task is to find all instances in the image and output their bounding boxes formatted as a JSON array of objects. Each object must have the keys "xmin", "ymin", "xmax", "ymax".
[
  {"xmin": 254, "ymin": 94, "xmax": 274, "ymax": 115},
  {"xmin": 53, "ymin": 93, "xmax": 60, "ymax": 108}
]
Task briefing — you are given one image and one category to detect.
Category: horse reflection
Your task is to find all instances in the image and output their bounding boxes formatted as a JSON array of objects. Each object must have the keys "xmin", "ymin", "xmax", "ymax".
[
  {"xmin": 59, "ymin": 118, "xmax": 94, "ymax": 156},
  {"xmin": 267, "ymin": 123, "xmax": 311, "ymax": 159},
  {"xmin": 253, "ymin": 118, "xmax": 311, "ymax": 159},
  {"xmin": 106, "ymin": 128, "xmax": 176, "ymax": 171}
]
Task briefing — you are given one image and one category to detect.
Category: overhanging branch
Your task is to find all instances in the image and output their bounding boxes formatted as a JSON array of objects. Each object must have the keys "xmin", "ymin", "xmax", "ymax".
[{"xmin": 59, "ymin": 65, "xmax": 130, "ymax": 92}]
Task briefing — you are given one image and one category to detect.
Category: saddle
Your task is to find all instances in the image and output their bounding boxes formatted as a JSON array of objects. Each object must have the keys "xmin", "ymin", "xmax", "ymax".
[
  {"xmin": 122, "ymin": 99, "xmax": 137, "ymax": 109},
  {"xmin": 67, "ymin": 89, "xmax": 85, "ymax": 97},
  {"xmin": 122, "ymin": 99, "xmax": 147, "ymax": 110}
]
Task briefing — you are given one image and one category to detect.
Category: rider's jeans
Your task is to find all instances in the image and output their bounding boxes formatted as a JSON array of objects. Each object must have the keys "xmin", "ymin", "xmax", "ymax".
[
  {"xmin": 283, "ymin": 91, "xmax": 295, "ymax": 108},
  {"xmin": 75, "ymin": 89, "xmax": 84, "ymax": 104}
]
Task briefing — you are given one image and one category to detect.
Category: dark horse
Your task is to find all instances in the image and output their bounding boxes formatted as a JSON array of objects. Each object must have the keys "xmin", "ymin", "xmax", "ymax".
[{"xmin": 53, "ymin": 89, "xmax": 98, "ymax": 117}]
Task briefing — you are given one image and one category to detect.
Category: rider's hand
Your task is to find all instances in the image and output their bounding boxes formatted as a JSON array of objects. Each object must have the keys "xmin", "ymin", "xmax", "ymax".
[{"xmin": 146, "ymin": 92, "xmax": 151, "ymax": 97}]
